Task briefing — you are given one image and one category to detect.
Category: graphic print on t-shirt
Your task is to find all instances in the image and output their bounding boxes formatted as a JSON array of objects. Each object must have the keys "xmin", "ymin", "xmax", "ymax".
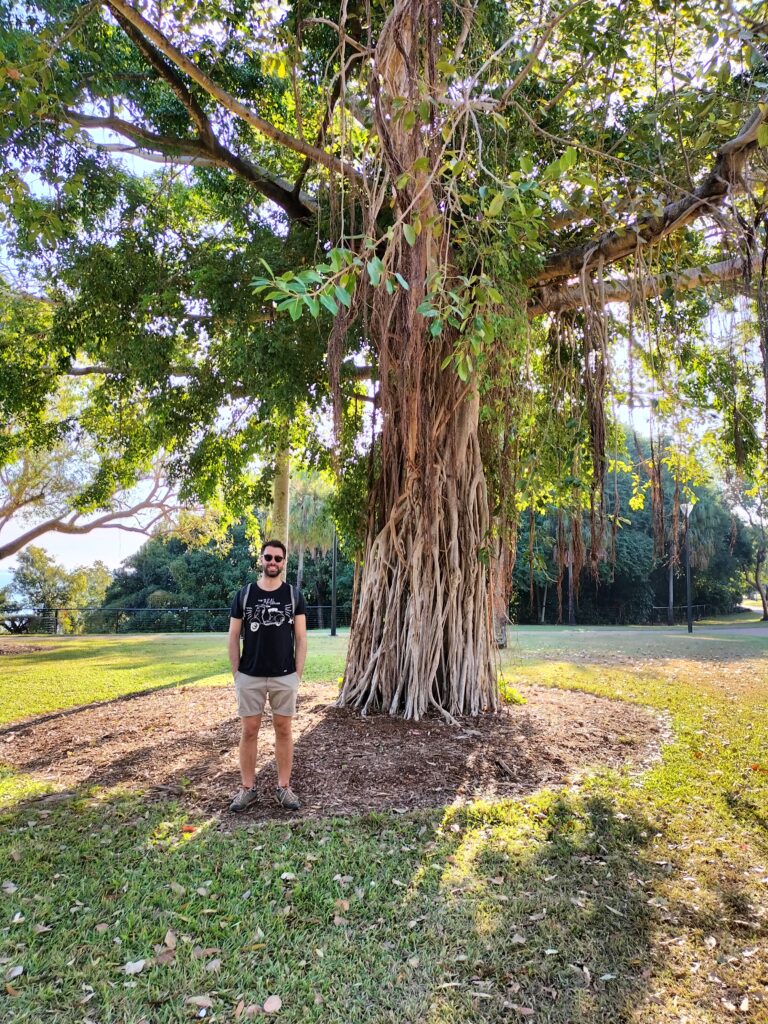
[{"xmin": 244, "ymin": 595, "xmax": 294, "ymax": 632}]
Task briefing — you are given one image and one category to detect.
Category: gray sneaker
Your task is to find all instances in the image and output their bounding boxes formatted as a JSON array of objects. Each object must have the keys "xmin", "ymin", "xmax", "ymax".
[
  {"xmin": 276, "ymin": 785, "xmax": 301, "ymax": 810},
  {"xmin": 229, "ymin": 786, "xmax": 258, "ymax": 813}
]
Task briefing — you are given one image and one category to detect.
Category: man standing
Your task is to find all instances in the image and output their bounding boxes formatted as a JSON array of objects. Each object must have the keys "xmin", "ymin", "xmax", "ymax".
[{"xmin": 227, "ymin": 539, "xmax": 307, "ymax": 812}]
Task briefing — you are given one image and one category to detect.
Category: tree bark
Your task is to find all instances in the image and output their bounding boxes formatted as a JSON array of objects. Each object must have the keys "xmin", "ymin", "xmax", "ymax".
[
  {"xmin": 270, "ymin": 446, "xmax": 290, "ymax": 547},
  {"xmin": 336, "ymin": 0, "xmax": 498, "ymax": 721}
]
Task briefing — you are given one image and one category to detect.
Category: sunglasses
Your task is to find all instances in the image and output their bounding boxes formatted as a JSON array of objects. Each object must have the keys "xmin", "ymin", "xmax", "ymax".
[{"xmin": 263, "ymin": 553, "xmax": 284, "ymax": 563}]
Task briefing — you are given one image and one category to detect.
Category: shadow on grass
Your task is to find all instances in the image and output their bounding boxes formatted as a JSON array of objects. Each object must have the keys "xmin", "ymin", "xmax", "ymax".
[{"xmin": 0, "ymin": 775, "xmax": 661, "ymax": 1023}]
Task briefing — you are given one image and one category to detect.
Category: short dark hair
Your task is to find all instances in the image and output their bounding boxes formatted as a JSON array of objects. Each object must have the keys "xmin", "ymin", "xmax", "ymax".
[{"xmin": 261, "ymin": 539, "xmax": 287, "ymax": 557}]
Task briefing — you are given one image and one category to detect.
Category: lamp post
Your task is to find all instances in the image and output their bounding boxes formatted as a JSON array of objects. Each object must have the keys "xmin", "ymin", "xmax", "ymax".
[{"xmin": 680, "ymin": 502, "xmax": 693, "ymax": 634}]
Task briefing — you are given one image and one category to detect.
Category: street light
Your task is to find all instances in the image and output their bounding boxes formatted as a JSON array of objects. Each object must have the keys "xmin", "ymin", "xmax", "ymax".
[{"xmin": 680, "ymin": 502, "xmax": 693, "ymax": 634}]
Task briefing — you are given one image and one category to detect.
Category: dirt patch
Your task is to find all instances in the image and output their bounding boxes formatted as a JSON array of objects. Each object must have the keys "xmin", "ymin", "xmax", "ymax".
[
  {"xmin": 0, "ymin": 641, "xmax": 44, "ymax": 656},
  {"xmin": 0, "ymin": 682, "xmax": 665, "ymax": 824}
]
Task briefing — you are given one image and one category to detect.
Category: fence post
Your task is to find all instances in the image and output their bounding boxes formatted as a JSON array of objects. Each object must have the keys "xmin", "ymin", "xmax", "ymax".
[
  {"xmin": 53, "ymin": 608, "xmax": 59, "ymax": 635},
  {"xmin": 115, "ymin": 611, "xmax": 119, "ymax": 634}
]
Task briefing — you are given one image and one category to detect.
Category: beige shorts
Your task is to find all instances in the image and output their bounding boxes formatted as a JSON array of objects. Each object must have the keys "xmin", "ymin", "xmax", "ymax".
[{"xmin": 234, "ymin": 671, "xmax": 300, "ymax": 718}]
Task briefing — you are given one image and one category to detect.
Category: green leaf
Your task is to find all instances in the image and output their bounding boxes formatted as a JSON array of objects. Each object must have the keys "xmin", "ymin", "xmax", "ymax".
[
  {"xmin": 394, "ymin": 273, "xmax": 410, "ymax": 290},
  {"xmin": 396, "ymin": 172, "xmax": 411, "ymax": 189},
  {"xmin": 758, "ymin": 123, "xmax": 768, "ymax": 148},
  {"xmin": 403, "ymin": 110, "xmax": 417, "ymax": 131},
  {"xmin": 335, "ymin": 284, "xmax": 352, "ymax": 309},
  {"xmin": 319, "ymin": 293, "xmax": 339, "ymax": 316},
  {"xmin": 306, "ymin": 296, "xmax": 320, "ymax": 318},
  {"xmin": 417, "ymin": 100, "xmax": 431, "ymax": 121},
  {"xmin": 560, "ymin": 146, "xmax": 578, "ymax": 170},
  {"xmin": 403, "ymin": 224, "xmax": 417, "ymax": 246},
  {"xmin": 486, "ymin": 192, "xmax": 505, "ymax": 217},
  {"xmin": 412, "ymin": 156, "xmax": 430, "ymax": 174},
  {"xmin": 367, "ymin": 257, "xmax": 384, "ymax": 287}
]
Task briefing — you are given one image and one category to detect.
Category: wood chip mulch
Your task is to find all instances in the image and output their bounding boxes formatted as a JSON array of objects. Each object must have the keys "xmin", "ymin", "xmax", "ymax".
[{"xmin": 0, "ymin": 682, "xmax": 667, "ymax": 825}]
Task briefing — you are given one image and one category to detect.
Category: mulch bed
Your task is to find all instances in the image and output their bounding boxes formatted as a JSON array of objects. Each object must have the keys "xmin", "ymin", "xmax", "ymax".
[
  {"xmin": 0, "ymin": 642, "xmax": 44, "ymax": 655},
  {"xmin": 0, "ymin": 683, "xmax": 666, "ymax": 825}
]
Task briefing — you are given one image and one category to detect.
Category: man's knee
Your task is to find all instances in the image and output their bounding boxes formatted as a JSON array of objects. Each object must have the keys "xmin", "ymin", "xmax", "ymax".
[
  {"xmin": 273, "ymin": 714, "xmax": 293, "ymax": 738},
  {"xmin": 241, "ymin": 715, "xmax": 261, "ymax": 740}
]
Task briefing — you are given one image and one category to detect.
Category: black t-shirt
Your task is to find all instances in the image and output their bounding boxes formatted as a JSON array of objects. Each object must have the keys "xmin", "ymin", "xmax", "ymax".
[{"xmin": 230, "ymin": 581, "xmax": 307, "ymax": 677}]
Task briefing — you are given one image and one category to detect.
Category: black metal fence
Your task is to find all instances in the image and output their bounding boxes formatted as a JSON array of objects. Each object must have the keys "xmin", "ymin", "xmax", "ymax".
[
  {"xmin": 650, "ymin": 604, "xmax": 708, "ymax": 625},
  {"xmin": 1, "ymin": 605, "xmax": 353, "ymax": 636}
]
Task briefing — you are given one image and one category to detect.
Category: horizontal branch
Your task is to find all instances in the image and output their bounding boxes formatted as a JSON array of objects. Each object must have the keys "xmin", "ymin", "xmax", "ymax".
[
  {"xmin": 104, "ymin": 0, "xmax": 364, "ymax": 190},
  {"xmin": 67, "ymin": 110, "xmax": 317, "ymax": 218},
  {"xmin": 536, "ymin": 104, "xmax": 768, "ymax": 285},
  {"xmin": 531, "ymin": 256, "xmax": 746, "ymax": 315},
  {"xmin": 0, "ymin": 494, "xmax": 180, "ymax": 561}
]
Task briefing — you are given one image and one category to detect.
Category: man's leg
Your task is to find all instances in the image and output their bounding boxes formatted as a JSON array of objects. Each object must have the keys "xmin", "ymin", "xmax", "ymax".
[
  {"xmin": 272, "ymin": 714, "xmax": 293, "ymax": 789},
  {"xmin": 239, "ymin": 714, "xmax": 262, "ymax": 788}
]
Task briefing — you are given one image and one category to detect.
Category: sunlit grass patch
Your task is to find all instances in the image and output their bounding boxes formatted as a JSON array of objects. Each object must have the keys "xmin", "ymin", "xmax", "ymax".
[{"xmin": 0, "ymin": 766, "xmax": 56, "ymax": 809}]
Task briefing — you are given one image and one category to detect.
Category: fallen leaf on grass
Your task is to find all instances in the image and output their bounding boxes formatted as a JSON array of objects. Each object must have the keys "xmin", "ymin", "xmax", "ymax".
[
  {"xmin": 122, "ymin": 959, "xmax": 147, "ymax": 975},
  {"xmin": 181, "ymin": 825, "xmax": 197, "ymax": 834},
  {"xmin": 164, "ymin": 929, "xmax": 177, "ymax": 950},
  {"xmin": 4, "ymin": 966, "xmax": 23, "ymax": 982},
  {"xmin": 2, "ymin": 881, "xmax": 18, "ymax": 894},
  {"xmin": 314, "ymin": 992, "xmax": 324, "ymax": 1005},
  {"xmin": 205, "ymin": 958, "xmax": 221, "ymax": 973},
  {"xmin": 334, "ymin": 898, "xmax": 349, "ymax": 912},
  {"xmin": 95, "ymin": 923, "xmax": 109, "ymax": 934},
  {"xmin": 512, "ymin": 1006, "xmax": 534, "ymax": 1017},
  {"xmin": 32, "ymin": 924, "xmax": 52, "ymax": 935},
  {"xmin": 169, "ymin": 882, "xmax": 186, "ymax": 896},
  {"xmin": 510, "ymin": 934, "xmax": 526, "ymax": 945},
  {"xmin": 280, "ymin": 872, "xmax": 297, "ymax": 882},
  {"xmin": 705, "ymin": 936, "xmax": 717, "ymax": 949},
  {"xmin": 234, "ymin": 1000, "xmax": 245, "ymax": 1019},
  {"xmin": 741, "ymin": 998, "xmax": 750, "ymax": 1012},
  {"xmin": 186, "ymin": 995, "xmax": 213, "ymax": 1008},
  {"xmin": 263, "ymin": 994, "xmax": 282, "ymax": 1013}
]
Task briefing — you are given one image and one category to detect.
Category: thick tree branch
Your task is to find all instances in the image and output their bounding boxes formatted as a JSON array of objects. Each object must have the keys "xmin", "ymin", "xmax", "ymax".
[
  {"xmin": 0, "ymin": 493, "xmax": 180, "ymax": 562},
  {"xmin": 535, "ymin": 105, "xmax": 768, "ymax": 286},
  {"xmin": 531, "ymin": 256, "xmax": 746, "ymax": 315},
  {"xmin": 103, "ymin": 0, "xmax": 365, "ymax": 189},
  {"xmin": 67, "ymin": 110, "xmax": 317, "ymax": 218}
]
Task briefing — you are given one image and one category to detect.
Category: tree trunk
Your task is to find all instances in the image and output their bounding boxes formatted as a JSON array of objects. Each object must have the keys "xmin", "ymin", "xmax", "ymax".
[
  {"xmin": 296, "ymin": 545, "xmax": 305, "ymax": 591},
  {"xmin": 539, "ymin": 583, "xmax": 547, "ymax": 625},
  {"xmin": 754, "ymin": 545, "xmax": 768, "ymax": 620},
  {"xmin": 341, "ymin": 384, "xmax": 496, "ymax": 718},
  {"xmin": 336, "ymin": 0, "xmax": 498, "ymax": 720},
  {"xmin": 667, "ymin": 555, "xmax": 675, "ymax": 626},
  {"xmin": 270, "ymin": 445, "xmax": 290, "ymax": 546},
  {"xmin": 491, "ymin": 539, "xmax": 512, "ymax": 649}
]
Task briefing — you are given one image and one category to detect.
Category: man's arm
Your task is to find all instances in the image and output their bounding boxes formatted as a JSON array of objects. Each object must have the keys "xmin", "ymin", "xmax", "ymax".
[
  {"xmin": 294, "ymin": 614, "xmax": 307, "ymax": 679},
  {"xmin": 228, "ymin": 617, "xmax": 242, "ymax": 675}
]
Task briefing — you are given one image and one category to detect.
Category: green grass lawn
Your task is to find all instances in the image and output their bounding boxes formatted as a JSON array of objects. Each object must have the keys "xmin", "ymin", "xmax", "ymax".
[{"xmin": 1, "ymin": 627, "xmax": 767, "ymax": 1022}]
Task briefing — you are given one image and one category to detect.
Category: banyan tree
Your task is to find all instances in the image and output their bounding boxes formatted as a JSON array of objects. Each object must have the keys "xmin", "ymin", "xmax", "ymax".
[{"xmin": 2, "ymin": 0, "xmax": 767, "ymax": 717}]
